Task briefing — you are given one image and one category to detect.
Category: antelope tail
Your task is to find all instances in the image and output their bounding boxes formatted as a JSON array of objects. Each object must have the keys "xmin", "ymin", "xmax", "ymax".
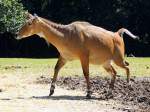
[{"xmin": 117, "ymin": 28, "xmax": 139, "ymax": 39}]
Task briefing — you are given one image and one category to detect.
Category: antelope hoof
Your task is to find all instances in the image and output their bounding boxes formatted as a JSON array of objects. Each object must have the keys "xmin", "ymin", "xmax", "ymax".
[
  {"xmin": 106, "ymin": 89, "xmax": 113, "ymax": 99},
  {"xmin": 49, "ymin": 89, "xmax": 54, "ymax": 96},
  {"xmin": 86, "ymin": 94, "xmax": 91, "ymax": 99},
  {"xmin": 49, "ymin": 85, "xmax": 55, "ymax": 96},
  {"xmin": 86, "ymin": 91, "xmax": 92, "ymax": 99}
]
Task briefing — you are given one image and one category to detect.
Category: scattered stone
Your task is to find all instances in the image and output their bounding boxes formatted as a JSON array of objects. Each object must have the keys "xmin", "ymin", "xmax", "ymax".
[{"xmin": 0, "ymin": 89, "xmax": 3, "ymax": 92}]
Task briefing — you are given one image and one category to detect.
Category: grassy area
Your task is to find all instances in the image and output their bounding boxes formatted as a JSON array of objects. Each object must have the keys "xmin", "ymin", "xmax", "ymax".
[{"xmin": 0, "ymin": 58, "xmax": 149, "ymax": 77}]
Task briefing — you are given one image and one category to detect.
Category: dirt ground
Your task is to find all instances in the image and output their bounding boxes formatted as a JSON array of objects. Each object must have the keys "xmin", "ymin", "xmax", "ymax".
[
  {"xmin": 36, "ymin": 76, "xmax": 150, "ymax": 112},
  {"xmin": 0, "ymin": 73, "xmax": 149, "ymax": 112}
]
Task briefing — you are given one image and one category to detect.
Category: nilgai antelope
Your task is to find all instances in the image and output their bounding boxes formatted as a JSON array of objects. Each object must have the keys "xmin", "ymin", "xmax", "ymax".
[{"xmin": 17, "ymin": 13, "xmax": 139, "ymax": 98}]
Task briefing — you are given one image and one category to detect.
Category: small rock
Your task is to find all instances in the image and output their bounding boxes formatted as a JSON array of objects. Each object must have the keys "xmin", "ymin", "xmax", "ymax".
[
  {"xmin": 146, "ymin": 66, "xmax": 149, "ymax": 69},
  {"xmin": 137, "ymin": 96, "xmax": 147, "ymax": 103},
  {"xmin": 0, "ymin": 89, "xmax": 3, "ymax": 92},
  {"xmin": 40, "ymin": 76, "xmax": 45, "ymax": 78}
]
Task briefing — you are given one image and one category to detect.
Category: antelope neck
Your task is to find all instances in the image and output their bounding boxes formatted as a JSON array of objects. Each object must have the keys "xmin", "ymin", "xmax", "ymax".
[{"xmin": 38, "ymin": 19, "xmax": 68, "ymax": 48}]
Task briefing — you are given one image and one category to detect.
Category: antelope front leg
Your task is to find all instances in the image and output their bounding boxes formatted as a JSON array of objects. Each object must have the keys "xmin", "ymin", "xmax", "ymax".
[
  {"xmin": 49, "ymin": 56, "xmax": 66, "ymax": 96},
  {"xmin": 80, "ymin": 55, "xmax": 91, "ymax": 99}
]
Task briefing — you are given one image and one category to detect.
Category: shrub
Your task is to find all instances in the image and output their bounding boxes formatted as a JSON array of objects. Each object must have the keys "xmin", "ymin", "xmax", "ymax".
[{"xmin": 0, "ymin": 0, "xmax": 26, "ymax": 33}]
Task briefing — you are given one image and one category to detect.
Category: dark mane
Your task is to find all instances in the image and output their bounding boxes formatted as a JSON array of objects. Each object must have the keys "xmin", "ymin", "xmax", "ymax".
[{"xmin": 39, "ymin": 17, "xmax": 67, "ymax": 31}]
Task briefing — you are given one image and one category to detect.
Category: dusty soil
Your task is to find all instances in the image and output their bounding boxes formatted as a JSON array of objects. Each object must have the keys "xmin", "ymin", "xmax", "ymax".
[
  {"xmin": 0, "ymin": 72, "xmax": 149, "ymax": 112},
  {"xmin": 0, "ymin": 73, "xmax": 137, "ymax": 112},
  {"xmin": 36, "ymin": 76, "xmax": 150, "ymax": 112}
]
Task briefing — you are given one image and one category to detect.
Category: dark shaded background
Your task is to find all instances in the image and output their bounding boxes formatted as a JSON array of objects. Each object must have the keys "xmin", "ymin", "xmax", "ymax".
[{"xmin": 0, "ymin": 0, "xmax": 150, "ymax": 58}]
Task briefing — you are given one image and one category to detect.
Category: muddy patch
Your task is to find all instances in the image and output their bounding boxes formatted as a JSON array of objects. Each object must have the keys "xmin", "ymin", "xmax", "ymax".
[{"xmin": 36, "ymin": 76, "xmax": 150, "ymax": 112}]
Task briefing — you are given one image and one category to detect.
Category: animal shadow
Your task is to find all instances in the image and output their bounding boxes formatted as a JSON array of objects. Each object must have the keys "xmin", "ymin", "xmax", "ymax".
[{"xmin": 32, "ymin": 95, "xmax": 99, "ymax": 101}]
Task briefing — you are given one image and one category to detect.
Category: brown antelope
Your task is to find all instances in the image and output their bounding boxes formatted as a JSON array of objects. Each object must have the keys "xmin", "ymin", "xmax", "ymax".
[{"xmin": 17, "ymin": 13, "xmax": 139, "ymax": 98}]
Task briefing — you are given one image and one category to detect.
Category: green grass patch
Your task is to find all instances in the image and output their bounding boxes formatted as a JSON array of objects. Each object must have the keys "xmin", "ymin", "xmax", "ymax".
[{"xmin": 0, "ymin": 58, "xmax": 149, "ymax": 77}]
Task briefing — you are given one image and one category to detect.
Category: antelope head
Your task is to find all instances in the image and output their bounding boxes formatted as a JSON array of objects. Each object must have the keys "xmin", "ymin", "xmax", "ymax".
[{"xmin": 16, "ymin": 13, "xmax": 41, "ymax": 40}]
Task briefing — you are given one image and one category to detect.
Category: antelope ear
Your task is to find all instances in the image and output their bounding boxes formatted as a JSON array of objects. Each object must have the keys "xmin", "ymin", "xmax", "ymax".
[
  {"xmin": 26, "ymin": 12, "xmax": 34, "ymax": 19},
  {"xmin": 33, "ymin": 13, "xmax": 41, "ymax": 22},
  {"xmin": 34, "ymin": 13, "xmax": 38, "ymax": 18}
]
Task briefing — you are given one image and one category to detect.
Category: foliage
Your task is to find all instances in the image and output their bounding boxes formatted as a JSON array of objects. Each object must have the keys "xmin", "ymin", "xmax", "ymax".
[
  {"xmin": 0, "ymin": 0, "xmax": 26, "ymax": 33},
  {"xmin": 21, "ymin": 0, "xmax": 150, "ymax": 44},
  {"xmin": 0, "ymin": 0, "xmax": 149, "ymax": 58}
]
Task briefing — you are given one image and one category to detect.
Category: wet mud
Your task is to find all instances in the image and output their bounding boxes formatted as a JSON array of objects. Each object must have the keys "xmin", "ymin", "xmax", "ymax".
[{"xmin": 36, "ymin": 76, "xmax": 150, "ymax": 112}]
